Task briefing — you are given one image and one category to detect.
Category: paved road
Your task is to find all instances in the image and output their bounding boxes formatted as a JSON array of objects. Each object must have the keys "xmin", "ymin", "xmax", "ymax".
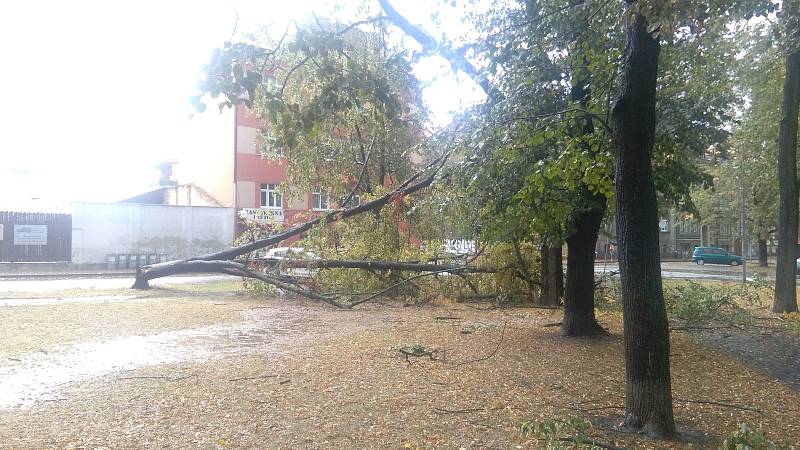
[
  {"xmin": 595, "ymin": 260, "xmax": 770, "ymax": 282},
  {"xmin": 0, "ymin": 274, "xmax": 238, "ymax": 293}
]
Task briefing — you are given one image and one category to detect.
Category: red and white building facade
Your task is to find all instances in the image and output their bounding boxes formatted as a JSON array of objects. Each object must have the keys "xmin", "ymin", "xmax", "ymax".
[{"xmin": 233, "ymin": 105, "xmax": 329, "ymax": 236}]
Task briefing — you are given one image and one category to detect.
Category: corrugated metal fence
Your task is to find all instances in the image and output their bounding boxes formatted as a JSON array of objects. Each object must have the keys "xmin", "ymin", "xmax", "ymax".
[{"xmin": 0, "ymin": 211, "xmax": 72, "ymax": 262}]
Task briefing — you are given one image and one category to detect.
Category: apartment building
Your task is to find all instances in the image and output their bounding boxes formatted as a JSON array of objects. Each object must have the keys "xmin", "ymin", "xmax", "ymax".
[{"xmin": 172, "ymin": 97, "xmax": 335, "ymax": 241}]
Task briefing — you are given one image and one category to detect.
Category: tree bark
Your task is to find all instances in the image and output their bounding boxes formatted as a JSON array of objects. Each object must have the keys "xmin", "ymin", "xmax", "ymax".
[
  {"xmin": 611, "ymin": 12, "xmax": 675, "ymax": 437},
  {"xmin": 562, "ymin": 205, "xmax": 605, "ymax": 336},
  {"xmin": 539, "ymin": 244, "xmax": 562, "ymax": 307},
  {"xmin": 774, "ymin": 49, "xmax": 800, "ymax": 313},
  {"xmin": 758, "ymin": 238, "xmax": 769, "ymax": 267},
  {"xmin": 555, "ymin": 246, "xmax": 564, "ymax": 299}
]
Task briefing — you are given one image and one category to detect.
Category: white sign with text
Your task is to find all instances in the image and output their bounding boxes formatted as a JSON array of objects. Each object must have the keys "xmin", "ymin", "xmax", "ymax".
[
  {"xmin": 14, "ymin": 225, "xmax": 48, "ymax": 245},
  {"xmin": 239, "ymin": 208, "xmax": 285, "ymax": 224}
]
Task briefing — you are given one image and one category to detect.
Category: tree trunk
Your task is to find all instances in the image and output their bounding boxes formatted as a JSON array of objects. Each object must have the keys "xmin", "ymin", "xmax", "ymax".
[
  {"xmin": 555, "ymin": 246, "xmax": 564, "ymax": 299},
  {"xmin": 562, "ymin": 205, "xmax": 605, "ymax": 336},
  {"xmin": 611, "ymin": 12, "xmax": 675, "ymax": 437},
  {"xmin": 774, "ymin": 49, "xmax": 800, "ymax": 313},
  {"xmin": 539, "ymin": 244, "xmax": 562, "ymax": 307},
  {"xmin": 758, "ymin": 238, "xmax": 769, "ymax": 267}
]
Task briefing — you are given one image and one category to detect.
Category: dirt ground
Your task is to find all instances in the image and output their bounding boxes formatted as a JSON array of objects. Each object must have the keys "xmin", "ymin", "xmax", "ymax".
[{"xmin": 1, "ymin": 282, "xmax": 799, "ymax": 449}]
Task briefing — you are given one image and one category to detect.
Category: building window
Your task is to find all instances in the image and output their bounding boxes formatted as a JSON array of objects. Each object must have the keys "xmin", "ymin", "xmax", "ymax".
[
  {"xmin": 312, "ymin": 187, "xmax": 329, "ymax": 210},
  {"xmin": 263, "ymin": 77, "xmax": 283, "ymax": 94},
  {"xmin": 261, "ymin": 183, "xmax": 282, "ymax": 209}
]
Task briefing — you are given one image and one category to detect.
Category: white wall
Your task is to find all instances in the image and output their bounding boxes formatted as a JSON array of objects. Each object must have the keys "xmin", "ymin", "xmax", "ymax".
[{"xmin": 71, "ymin": 202, "xmax": 235, "ymax": 264}]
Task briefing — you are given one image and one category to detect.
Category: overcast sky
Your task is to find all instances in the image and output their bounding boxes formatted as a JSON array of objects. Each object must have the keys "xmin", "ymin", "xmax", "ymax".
[{"xmin": 0, "ymin": 0, "xmax": 483, "ymax": 212}]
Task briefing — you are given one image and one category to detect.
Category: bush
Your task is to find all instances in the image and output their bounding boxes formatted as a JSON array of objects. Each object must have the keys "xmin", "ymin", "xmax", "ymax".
[
  {"xmin": 662, "ymin": 281, "xmax": 764, "ymax": 326},
  {"xmin": 719, "ymin": 423, "xmax": 791, "ymax": 450},
  {"xmin": 520, "ymin": 415, "xmax": 603, "ymax": 450}
]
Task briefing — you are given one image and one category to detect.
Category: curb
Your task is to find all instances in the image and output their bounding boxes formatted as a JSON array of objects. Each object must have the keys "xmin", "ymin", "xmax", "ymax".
[{"xmin": 0, "ymin": 272, "xmax": 137, "ymax": 281}]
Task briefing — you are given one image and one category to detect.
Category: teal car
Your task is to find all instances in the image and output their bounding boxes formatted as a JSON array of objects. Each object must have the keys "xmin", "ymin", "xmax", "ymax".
[{"xmin": 692, "ymin": 247, "xmax": 742, "ymax": 266}]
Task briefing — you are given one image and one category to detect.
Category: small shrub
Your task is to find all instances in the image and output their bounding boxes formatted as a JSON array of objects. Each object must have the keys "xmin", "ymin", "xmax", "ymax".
[
  {"xmin": 594, "ymin": 278, "xmax": 622, "ymax": 310},
  {"xmin": 663, "ymin": 281, "xmax": 763, "ymax": 326},
  {"xmin": 783, "ymin": 312, "xmax": 800, "ymax": 333},
  {"xmin": 719, "ymin": 423, "xmax": 791, "ymax": 450},
  {"xmin": 520, "ymin": 415, "xmax": 607, "ymax": 449}
]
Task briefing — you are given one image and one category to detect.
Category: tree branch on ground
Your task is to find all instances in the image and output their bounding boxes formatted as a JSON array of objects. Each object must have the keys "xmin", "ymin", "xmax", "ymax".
[{"xmin": 132, "ymin": 154, "xmax": 449, "ymax": 289}]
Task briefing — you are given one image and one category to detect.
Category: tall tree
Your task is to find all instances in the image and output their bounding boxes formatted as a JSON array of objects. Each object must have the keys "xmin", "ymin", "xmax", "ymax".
[
  {"xmin": 611, "ymin": 6, "xmax": 674, "ymax": 435},
  {"xmin": 611, "ymin": 0, "xmax": 775, "ymax": 436},
  {"xmin": 774, "ymin": 0, "xmax": 800, "ymax": 313}
]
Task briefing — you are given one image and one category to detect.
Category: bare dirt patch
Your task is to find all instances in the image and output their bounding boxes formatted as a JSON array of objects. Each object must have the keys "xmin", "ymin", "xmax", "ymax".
[{"xmin": 1, "ymin": 292, "xmax": 799, "ymax": 449}]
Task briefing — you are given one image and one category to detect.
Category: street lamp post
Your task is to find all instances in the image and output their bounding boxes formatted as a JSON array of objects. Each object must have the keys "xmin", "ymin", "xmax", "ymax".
[{"xmin": 740, "ymin": 146, "xmax": 748, "ymax": 284}]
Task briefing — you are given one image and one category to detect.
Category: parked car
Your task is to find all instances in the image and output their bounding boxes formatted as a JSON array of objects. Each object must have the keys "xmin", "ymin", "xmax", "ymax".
[
  {"xmin": 796, "ymin": 257, "xmax": 800, "ymax": 273},
  {"xmin": 254, "ymin": 247, "xmax": 318, "ymax": 277},
  {"xmin": 692, "ymin": 247, "xmax": 742, "ymax": 266}
]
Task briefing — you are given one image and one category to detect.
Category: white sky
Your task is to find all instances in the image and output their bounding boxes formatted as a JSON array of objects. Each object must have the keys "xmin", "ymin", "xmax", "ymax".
[{"xmin": 0, "ymin": 0, "xmax": 483, "ymax": 212}]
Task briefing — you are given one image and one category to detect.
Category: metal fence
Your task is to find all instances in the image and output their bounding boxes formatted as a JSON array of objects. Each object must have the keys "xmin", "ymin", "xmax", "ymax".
[{"xmin": 0, "ymin": 211, "xmax": 72, "ymax": 262}]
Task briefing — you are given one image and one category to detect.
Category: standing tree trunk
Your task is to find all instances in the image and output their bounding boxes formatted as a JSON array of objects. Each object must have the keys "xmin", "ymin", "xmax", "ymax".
[
  {"xmin": 562, "ymin": 203, "xmax": 605, "ymax": 336},
  {"xmin": 555, "ymin": 245, "xmax": 564, "ymax": 299},
  {"xmin": 758, "ymin": 238, "xmax": 769, "ymax": 267},
  {"xmin": 540, "ymin": 244, "xmax": 563, "ymax": 307},
  {"xmin": 611, "ymin": 11, "xmax": 675, "ymax": 437},
  {"xmin": 774, "ymin": 48, "xmax": 800, "ymax": 314}
]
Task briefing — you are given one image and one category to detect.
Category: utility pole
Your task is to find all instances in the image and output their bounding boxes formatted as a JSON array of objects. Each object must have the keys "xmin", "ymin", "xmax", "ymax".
[{"xmin": 740, "ymin": 145, "xmax": 748, "ymax": 284}]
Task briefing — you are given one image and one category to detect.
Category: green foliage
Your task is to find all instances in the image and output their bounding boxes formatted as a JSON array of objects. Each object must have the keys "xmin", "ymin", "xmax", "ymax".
[
  {"xmin": 663, "ymin": 281, "xmax": 766, "ymax": 326},
  {"xmin": 520, "ymin": 415, "xmax": 606, "ymax": 450},
  {"xmin": 233, "ymin": 221, "xmax": 282, "ymax": 295},
  {"xmin": 782, "ymin": 312, "xmax": 800, "ymax": 333},
  {"xmin": 594, "ymin": 278, "xmax": 623, "ymax": 311},
  {"xmin": 301, "ymin": 188, "xmax": 423, "ymax": 299},
  {"xmin": 294, "ymin": 186, "xmax": 538, "ymax": 303},
  {"xmin": 254, "ymin": 23, "xmax": 427, "ymax": 196},
  {"xmin": 198, "ymin": 19, "xmax": 427, "ymax": 204},
  {"xmin": 719, "ymin": 423, "xmax": 791, "ymax": 450},
  {"xmin": 471, "ymin": 241, "xmax": 540, "ymax": 300}
]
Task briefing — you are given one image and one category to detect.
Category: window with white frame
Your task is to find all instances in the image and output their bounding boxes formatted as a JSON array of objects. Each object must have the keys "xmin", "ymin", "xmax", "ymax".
[
  {"xmin": 312, "ymin": 187, "xmax": 329, "ymax": 210},
  {"xmin": 261, "ymin": 183, "xmax": 282, "ymax": 209},
  {"xmin": 262, "ymin": 77, "xmax": 283, "ymax": 94}
]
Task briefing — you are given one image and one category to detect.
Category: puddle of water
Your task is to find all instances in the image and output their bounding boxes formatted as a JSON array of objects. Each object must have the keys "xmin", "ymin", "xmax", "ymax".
[
  {"xmin": 0, "ymin": 313, "xmax": 308, "ymax": 409},
  {"xmin": 0, "ymin": 295, "xmax": 142, "ymax": 307},
  {"xmin": 0, "ymin": 275, "xmax": 238, "ymax": 293}
]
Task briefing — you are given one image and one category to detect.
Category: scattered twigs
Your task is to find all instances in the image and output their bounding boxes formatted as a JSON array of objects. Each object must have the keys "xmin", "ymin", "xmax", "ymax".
[
  {"xmin": 670, "ymin": 325, "xmax": 735, "ymax": 332},
  {"xmin": 594, "ymin": 270, "xmax": 619, "ymax": 288},
  {"xmin": 433, "ymin": 405, "xmax": 508, "ymax": 415},
  {"xmin": 219, "ymin": 267, "xmax": 346, "ymax": 308},
  {"xmin": 116, "ymin": 374, "xmax": 197, "ymax": 382},
  {"xmin": 675, "ymin": 398, "xmax": 762, "ymax": 413},
  {"xmin": 445, "ymin": 322, "xmax": 507, "ymax": 367},
  {"xmin": 350, "ymin": 268, "xmax": 474, "ymax": 307},
  {"xmin": 557, "ymin": 437, "xmax": 625, "ymax": 450},
  {"xmin": 398, "ymin": 345, "xmax": 441, "ymax": 364},
  {"xmin": 229, "ymin": 374, "xmax": 279, "ymax": 382}
]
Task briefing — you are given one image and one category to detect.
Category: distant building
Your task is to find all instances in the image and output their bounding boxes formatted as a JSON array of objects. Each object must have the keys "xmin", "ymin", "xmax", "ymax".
[
  {"xmin": 172, "ymin": 98, "xmax": 357, "ymax": 242},
  {"xmin": 595, "ymin": 212, "xmax": 769, "ymax": 260},
  {"xmin": 117, "ymin": 182, "xmax": 223, "ymax": 207}
]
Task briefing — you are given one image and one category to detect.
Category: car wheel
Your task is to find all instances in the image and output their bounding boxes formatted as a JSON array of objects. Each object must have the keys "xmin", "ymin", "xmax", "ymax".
[
  {"xmin": 731, "ymin": 260, "xmax": 740, "ymax": 266},
  {"xmin": 696, "ymin": 259, "xmax": 704, "ymax": 265}
]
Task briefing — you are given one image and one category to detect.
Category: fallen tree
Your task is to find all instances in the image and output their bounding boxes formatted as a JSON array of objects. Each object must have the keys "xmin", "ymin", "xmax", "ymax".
[{"xmin": 131, "ymin": 154, "xmax": 502, "ymax": 303}]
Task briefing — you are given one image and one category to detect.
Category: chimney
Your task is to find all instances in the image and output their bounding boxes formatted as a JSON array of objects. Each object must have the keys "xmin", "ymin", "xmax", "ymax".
[{"xmin": 157, "ymin": 161, "xmax": 177, "ymax": 186}]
